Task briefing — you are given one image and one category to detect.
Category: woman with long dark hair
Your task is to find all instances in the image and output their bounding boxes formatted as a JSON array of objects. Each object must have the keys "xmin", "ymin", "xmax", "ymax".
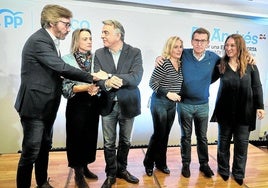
[{"xmin": 211, "ymin": 34, "xmax": 265, "ymax": 186}]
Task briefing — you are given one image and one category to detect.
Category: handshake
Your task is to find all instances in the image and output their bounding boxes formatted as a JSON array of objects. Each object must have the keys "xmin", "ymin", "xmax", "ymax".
[
  {"xmin": 91, "ymin": 70, "xmax": 122, "ymax": 89},
  {"xmin": 91, "ymin": 70, "xmax": 109, "ymax": 80}
]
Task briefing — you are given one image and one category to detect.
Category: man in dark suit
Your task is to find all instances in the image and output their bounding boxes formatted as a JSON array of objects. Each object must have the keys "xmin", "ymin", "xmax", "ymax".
[
  {"xmin": 15, "ymin": 5, "xmax": 107, "ymax": 188},
  {"xmin": 94, "ymin": 20, "xmax": 143, "ymax": 188}
]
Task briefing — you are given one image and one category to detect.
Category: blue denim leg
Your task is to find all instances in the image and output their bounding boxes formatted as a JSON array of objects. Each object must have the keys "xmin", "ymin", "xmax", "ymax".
[
  {"xmin": 180, "ymin": 103, "xmax": 193, "ymax": 164},
  {"xmin": 193, "ymin": 103, "xmax": 209, "ymax": 164},
  {"xmin": 176, "ymin": 103, "xmax": 182, "ymax": 125},
  {"xmin": 144, "ymin": 93, "xmax": 176, "ymax": 168},
  {"xmin": 102, "ymin": 102, "xmax": 134, "ymax": 176},
  {"xmin": 117, "ymin": 114, "xmax": 134, "ymax": 172},
  {"xmin": 180, "ymin": 103, "xmax": 209, "ymax": 164}
]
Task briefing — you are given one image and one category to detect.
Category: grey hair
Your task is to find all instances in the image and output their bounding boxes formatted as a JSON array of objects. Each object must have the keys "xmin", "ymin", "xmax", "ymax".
[{"xmin": 102, "ymin": 19, "xmax": 125, "ymax": 41}]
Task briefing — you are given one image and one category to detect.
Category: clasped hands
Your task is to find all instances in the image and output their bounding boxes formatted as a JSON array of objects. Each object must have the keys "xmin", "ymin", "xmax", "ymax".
[
  {"xmin": 105, "ymin": 75, "xmax": 123, "ymax": 89},
  {"xmin": 87, "ymin": 84, "xmax": 99, "ymax": 96},
  {"xmin": 91, "ymin": 70, "xmax": 109, "ymax": 80},
  {"xmin": 90, "ymin": 70, "xmax": 122, "ymax": 92}
]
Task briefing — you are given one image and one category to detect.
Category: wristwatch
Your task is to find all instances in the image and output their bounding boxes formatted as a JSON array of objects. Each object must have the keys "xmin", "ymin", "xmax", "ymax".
[{"xmin": 108, "ymin": 74, "xmax": 112, "ymax": 79}]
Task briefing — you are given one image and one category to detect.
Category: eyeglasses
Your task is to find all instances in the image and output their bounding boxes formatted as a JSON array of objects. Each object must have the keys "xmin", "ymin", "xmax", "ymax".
[
  {"xmin": 58, "ymin": 20, "xmax": 71, "ymax": 28},
  {"xmin": 193, "ymin": 39, "xmax": 208, "ymax": 44}
]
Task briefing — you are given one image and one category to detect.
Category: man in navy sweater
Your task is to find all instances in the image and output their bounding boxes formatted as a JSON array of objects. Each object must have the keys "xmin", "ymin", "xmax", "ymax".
[
  {"xmin": 156, "ymin": 27, "xmax": 219, "ymax": 178},
  {"xmin": 178, "ymin": 28, "xmax": 219, "ymax": 178}
]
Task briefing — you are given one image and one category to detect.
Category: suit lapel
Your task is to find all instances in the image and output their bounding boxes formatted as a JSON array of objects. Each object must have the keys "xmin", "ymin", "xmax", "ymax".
[
  {"xmin": 116, "ymin": 44, "xmax": 128, "ymax": 73},
  {"xmin": 41, "ymin": 28, "xmax": 59, "ymax": 55},
  {"xmin": 101, "ymin": 48, "xmax": 116, "ymax": 72}
]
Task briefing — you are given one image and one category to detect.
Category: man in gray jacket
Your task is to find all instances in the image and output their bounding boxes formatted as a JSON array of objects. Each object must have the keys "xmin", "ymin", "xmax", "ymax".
[
  {"xmin": 94, "ymin": 20, "xmax": 143, "ymax": 188},
  {"xmin": 15, "ymin": 4, "xmax": 106, "ymax": 188}
]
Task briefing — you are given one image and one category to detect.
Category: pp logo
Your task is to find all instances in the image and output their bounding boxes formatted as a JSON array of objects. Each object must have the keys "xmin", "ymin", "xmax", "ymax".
[
  {"xmin": 71, "ymin": 19, "xmax": 91, "ymax": 30},
  {"xmin": 0, "ymin": 9, "xmax": 23, "ymax": 28}
]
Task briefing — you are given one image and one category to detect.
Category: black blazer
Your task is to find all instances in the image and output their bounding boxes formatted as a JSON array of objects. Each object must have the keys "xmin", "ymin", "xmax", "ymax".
[
  {"xmin": 15, "ymin": 28, "xmax": 93, "ymax": 120},
  {"xmin": 94, "ymin": 43, "xmax": 143, "ymax": 118}
]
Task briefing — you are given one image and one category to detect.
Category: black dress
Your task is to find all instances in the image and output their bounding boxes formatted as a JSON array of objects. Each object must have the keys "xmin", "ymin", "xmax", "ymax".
[{"xmin": 66, "ymin": 92, "xmax": 100, "ymax": 167}]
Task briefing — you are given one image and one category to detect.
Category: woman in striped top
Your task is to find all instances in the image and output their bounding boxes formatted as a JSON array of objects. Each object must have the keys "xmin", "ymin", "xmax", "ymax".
[{"xmin": 143, "ymin": 36, "xmax": 184, "ymax": 176}]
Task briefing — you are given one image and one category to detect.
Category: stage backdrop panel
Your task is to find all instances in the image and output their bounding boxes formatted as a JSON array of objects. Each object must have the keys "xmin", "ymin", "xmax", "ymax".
[{"xmin": 0, "ymin": 0, "xmax": 267, "ymax": 153}]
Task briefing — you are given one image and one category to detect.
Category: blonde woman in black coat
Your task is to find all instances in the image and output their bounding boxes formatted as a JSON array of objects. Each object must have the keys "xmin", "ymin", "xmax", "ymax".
[{"xmin": 62, "ymin": 28, "xmax": 100, "ymax": 188}]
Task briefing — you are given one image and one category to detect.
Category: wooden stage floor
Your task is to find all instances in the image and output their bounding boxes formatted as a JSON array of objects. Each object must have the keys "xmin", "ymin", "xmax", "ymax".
[{"xmin": 1, "ymin": 144, "xmax": 268, "ymax": 188}]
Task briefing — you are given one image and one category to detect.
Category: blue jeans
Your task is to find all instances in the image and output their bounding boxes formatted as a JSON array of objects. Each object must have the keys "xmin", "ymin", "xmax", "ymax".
[
  {"xmin": 102, "ymin": 102, "xmax": 134, "ymax": 177},
  {"xmin": 144, "ymin": 93, "xmax": 176, "ymax": 168},
  {"xmin": 180, "ymin": 102, "xmax": 209, "ymax": 165},
  {"xmin": 17, "ymin": 118, "xmax": 54, "ymax": 188},
  {"xmin": 217, "ymin": 124, "xmax": 250, "ymax": 179}
]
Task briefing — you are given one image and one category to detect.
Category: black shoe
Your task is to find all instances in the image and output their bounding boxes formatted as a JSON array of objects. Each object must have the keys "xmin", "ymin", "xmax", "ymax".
[
  {"xmin": 101, "ymin": 176, "xmax": 116, "ymax": 188},
  {"xmin": 219, "ymin": 173, "xmax": 229, "ymax": 181},
  {"xmin": 234, "ymin": 178, "xmax": 243, "ymax": 186},
  {"xmin": 145, "ymin": 167, "xmax": 153, "ymax": 176},
  {"xmin": 156, "ymin": 166, "xmax": 170, "ymax": 174},
  {"xmin": 117, "ymin": 170, "xmax": 139, "ymax": 184},
  {"xmin": 75, "ymin": 175, "xmax": 89, "ymax": 188},
  {"xmin": 181, "ymin": 164, "xmax": 190, "ymax": 178},
  {"xmin": 74, "ymin": 167, "xmax": 89, "ymax": 188},
  {"xmin": 83, "ymin": 166, "xmax": 98, "ymax": 179},
  {"xmin": 36, "ymin": 179, "xmax": 54, "ymax": 188},
  {"xmin": 200, "ymin": 164, "xmax": 214, "ymax": 178}
]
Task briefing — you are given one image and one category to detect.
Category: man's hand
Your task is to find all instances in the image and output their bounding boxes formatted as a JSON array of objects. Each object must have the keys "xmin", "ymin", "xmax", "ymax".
[
  {"xmin": 155, "ymin": 56, "xmax": 165, "ymax": 67},
  {"xmin": 105, "ymin": 76, "xmax": 123, "ymax": 89},
  {"xmin": 91, "ymin": 70, "xmax": 108, "ymax": 80}
]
